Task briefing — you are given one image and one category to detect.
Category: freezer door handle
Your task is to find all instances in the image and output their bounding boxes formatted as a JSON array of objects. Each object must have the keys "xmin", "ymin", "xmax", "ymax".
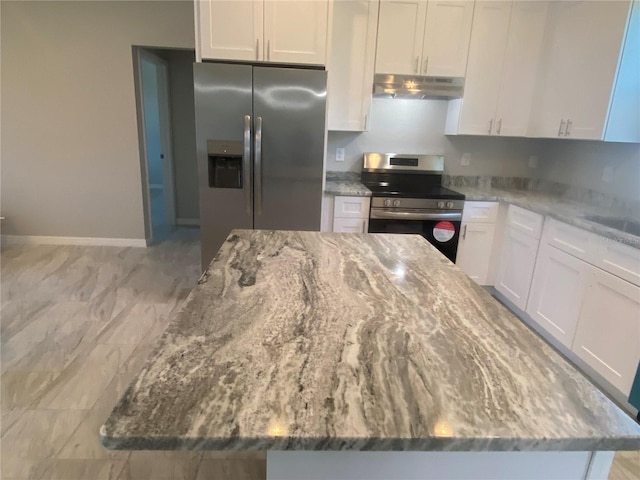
[
  {"xmin": 254, "ymin": 116, "xmax": 263, "ymax": 215},
  {"xmin": 243, "ymin": 115, "xmax": 252, "ymax": 215}
]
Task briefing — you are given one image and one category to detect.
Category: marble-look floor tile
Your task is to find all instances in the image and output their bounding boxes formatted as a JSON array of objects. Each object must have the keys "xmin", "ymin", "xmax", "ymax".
[
  {"xmin": 1, "ymin": 406, "xmax": 27, "ymax": 436},
  {"xmin": 95, "ymin": 303, "xmax": 173, "ymax": 346},
  {"xmin": 58, "ymin": 373, "xmax": 141, "ymax": 460},
  {"xmin": 195, "ymin": 458, "xmax": 266, "ymax": 480},
  {"xmin": 36, "ymin": 343, "xmax": 136, "ymax": 410},
  {"xmin": 118, "ymin": 343, "xmax": 155, "ymax": 376},
  {"xmin": 119, "ymin": 452, "xmax": 202, "ymax": 480},
  {"xmin": 0, "ymin": 298, "xmax": 53, "ymax": 342},
  {"xmin": 1, "ymin": 371, "xmax": 60, "ymax": 410},
  {"xmin": 31, "ymin": 459, "xmax": 127, "ymax": 480},
  {"xmin": 609, "ymin": 451, "xmax": 640, "ymax": 480},
  {"xmin": 1, "ymin": 409, "xmax": 87, "ymax": 460}
]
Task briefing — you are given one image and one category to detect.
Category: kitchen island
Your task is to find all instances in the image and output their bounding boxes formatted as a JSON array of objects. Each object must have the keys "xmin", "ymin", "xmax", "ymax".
[{"xmin": 101, "ymin": 230, "xmax": 640, "ymax": 479}]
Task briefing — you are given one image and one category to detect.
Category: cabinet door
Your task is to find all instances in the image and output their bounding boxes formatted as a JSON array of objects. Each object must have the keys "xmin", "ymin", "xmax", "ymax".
[
  {"xmin": 375, "ymin": 0, "xmax": 428, "ymax": 75},
  {"xmin": 456, "ymin": 222, "xmax": 496, "ymax": 285},
  {"xmin": 333, "ymin": 218, "xmax": 369, "ymax": 233},
  {"xmin": 529, "ymin": 0, "xmax": 629, "ymax": 139},
  {"xmin": 198, "ymin": 0, "xmax": 263, "ymax": 61},
  {"xmin": 327, "ymin": 0, "xmax": 378, "ymax": 131},
  {"xmin": 457, "ymin": 1, "xmax": 512, "ymax": 135},
  {"xmin": 422, "ymin": 1, "xmax": 475, "ymax": 77},
  {"xmin": 527, "ymin": 245, "xmax": 589, "ymax": 348},
  {"xmin": 495, "ymin": 226, "xmax": 540, "ymax": 311},
  {"xmin": 264, "ymin": 0, "xmax": 328, "ymax": 65},
  {"xmin": 494, "ymin": 1, "xmax": 548, "ymax": 137},
  {"xmin": 573, "ymin": 266, "xmax": 640, "ymax": 396}
]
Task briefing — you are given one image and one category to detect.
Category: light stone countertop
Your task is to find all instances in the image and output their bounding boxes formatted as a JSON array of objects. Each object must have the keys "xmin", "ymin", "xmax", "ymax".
[
  {"xmin": 101, "ymin": 230, "xmax": 640, "ymax": 452},
  {"xmin": 453, "ymin": 186, "xmax": 640, "ymax": 249},
  {"xmin": 324, "ymin": 171, "xmax": 371, "ymax": 197}
]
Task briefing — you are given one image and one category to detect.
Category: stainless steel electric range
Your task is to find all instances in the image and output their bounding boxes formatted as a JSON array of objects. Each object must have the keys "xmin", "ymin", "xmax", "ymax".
[{"xmin": 361, "ymin": 152, "xmax": 465, "ymax": 263}]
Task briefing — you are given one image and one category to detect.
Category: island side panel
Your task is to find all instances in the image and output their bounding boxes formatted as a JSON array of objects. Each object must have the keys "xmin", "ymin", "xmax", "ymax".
[{"xmin": 266, "ymin": 451, "xmax": 612, "ymax": 480}]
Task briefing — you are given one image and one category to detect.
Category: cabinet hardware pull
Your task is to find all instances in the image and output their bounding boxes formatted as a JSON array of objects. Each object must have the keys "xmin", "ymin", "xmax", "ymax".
[
  {"xmin": 414, "ymin": 56, "xmax": 419, "ymax": 73},
  {"xmin": 463, "ymin": 224, "xmax": 467, "ymax": 240},
  {"xmin": 423, "ymin": 57, "xmax": 429, "ymax": 74},
  {"xmin": 558, "ymin": 119, "xmax": 566, "ymax": 136},
  {"xmin": 565, "ymin": 119, "xmax": 572, "ymax": 137},
  {"xmin": 497, "ymin": 118, "xmax": 502, "ymax": 135},
  {"xmin": 364, "ymin": 113, "xmax": 369, "ymax": 130},
  {"xmin": 256, "ymin": 39, "xmax": 259, "ymax": 61},
  {"xmin": 488, "ymin": 119, "xmax": 493, "ymax": 134}
]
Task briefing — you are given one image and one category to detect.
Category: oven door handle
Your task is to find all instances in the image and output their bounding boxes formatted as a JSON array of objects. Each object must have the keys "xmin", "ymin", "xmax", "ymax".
[{"xmin": 370, "ymin": 210, "xmax": 462, "ymax": 221}]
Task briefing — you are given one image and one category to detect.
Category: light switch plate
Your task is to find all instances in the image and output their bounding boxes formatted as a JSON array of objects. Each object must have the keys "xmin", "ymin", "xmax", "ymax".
[
  {"xmin": 461, "ymin": 153, "xmax": 471, "ymax": 166},
  {"xmin": 528, "ymin": 155, "xmax": 538, "ymax": 169},
  {"xmin": 336, "ymin": 148, "xmax": 345, "ymax": 162},
  {"xmin": 602, "ymin": 166, "xmax": 614, "ymax": 183}
]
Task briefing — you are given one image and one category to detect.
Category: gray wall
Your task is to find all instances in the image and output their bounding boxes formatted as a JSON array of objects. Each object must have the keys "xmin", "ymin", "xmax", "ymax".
[
  {"xmin": 164, "ymin": 49, "xmax": 198, "ymax": 221},
  {"xmin": 536, "ymin": 140, "xmax": 640, "ymax": 202},
  {"xmin": 1, "ymin": 1, "xmax": 194, "ymax": 239},
  {"xmin": 326, "ymin": 99, "xmax": 540, "ymax": 177}
]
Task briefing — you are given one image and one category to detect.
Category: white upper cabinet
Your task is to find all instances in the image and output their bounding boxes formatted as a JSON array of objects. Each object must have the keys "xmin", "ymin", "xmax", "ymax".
[
  {"xmin": 375, "ymin": 0, "xmax": 427, "ymax": 75},
  {"xmin": 375, "ymin": 0, "xmax": 474, "ymax": 76},
  {"xmin": 196, "ymin": 0, "xmax": 328, "ymax": 65},
  {"xmin": 327, "ymin": 0, "xmax": 379, "ymax": 131},
  {"xmin": 446, "ymin": 1, "xmax": 548, "ymax": 136},
  {"xmin": 198, "ymin": 1, "xmax": 264, "ymax": 62},
  {"xmin": 529, "ymin": 0, "xmax": 638, "ymax": 142},
  {"xmin": 264, "ymin": 1, "xmax": 328, "ymax": 65},
  {"xmin": 421, "ymin": 1, "xmax": 475, "ymax": 77}
]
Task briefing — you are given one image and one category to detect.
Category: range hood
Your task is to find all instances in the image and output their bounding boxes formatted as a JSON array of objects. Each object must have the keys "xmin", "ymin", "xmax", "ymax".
[{"xmin": 373, "ymin": 74, "xmax": 464, "ymax": 100}]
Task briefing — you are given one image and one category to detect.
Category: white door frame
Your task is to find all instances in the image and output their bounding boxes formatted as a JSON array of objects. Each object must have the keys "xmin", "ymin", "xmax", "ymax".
[{"xmin": 134, "ymin": 47, "xmax": 177, "ymax": 244}]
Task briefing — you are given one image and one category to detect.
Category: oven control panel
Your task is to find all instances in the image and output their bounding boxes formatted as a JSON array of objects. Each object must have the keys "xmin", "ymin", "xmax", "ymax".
[{"xmin": 373, "ymin": 197, "xmax": 464, "ymax": 211}]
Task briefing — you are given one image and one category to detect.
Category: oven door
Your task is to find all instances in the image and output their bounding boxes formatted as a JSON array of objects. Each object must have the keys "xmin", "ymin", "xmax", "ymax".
[{"xmin": 368, "ymin": 209, "xmax": 462, "ymax": 263}]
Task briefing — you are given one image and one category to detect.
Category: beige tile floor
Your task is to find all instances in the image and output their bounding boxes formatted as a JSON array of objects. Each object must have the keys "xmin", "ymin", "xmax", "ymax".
[{"xmin": 1, "ymin": 228, "xmax": 638, "ymax": 479}]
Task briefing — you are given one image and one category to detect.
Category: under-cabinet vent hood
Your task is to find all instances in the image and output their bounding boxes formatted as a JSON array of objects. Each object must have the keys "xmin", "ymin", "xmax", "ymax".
[{"xmin": 373, "ymin": 74, "xmax": 464, "ymax": 100}]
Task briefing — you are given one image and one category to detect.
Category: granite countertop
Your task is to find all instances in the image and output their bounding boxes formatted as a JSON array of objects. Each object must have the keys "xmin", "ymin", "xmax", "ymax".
[
  {"xmin": 324, "ymin": 171, "xmax": 371, "ymax": 197},
  {"xmin": 452, "ymin": 186, "xmax": 640, "ymax": 249},
  {"xmin": 101, "ymin": 230, "xmax": 640, "ymax": 452}
]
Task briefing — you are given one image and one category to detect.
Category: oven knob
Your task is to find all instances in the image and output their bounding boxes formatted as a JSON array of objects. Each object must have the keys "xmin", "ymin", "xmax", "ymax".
[
  {"xmin": 384, "ymin": 199, "xmax": 392, "ymax": 207},
  {"xmin": 393, "ymin": 200, "xmax": 401, "ymax": 207},
  {"xmin": 437, "ymin": 201, "xmax": 445, "ymax": 209},
  {"xmin": 446, "ymin": 201, "xmax": 454, "ymax": 209}
]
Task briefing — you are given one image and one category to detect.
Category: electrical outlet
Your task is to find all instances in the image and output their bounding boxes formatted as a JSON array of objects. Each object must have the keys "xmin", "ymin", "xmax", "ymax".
[
  {"xmin": 602, "ymin": 166, "xmax": 614, "ymax": 183},
  {"xmin": 336, "ymin": 148, "xmax": 345, "ymax": 162},
  {"xmin": 528, "ymin": 155, "xmax": 538, "ymax": 169},
  {"xmin": 461, "ymin": 153, "xmax": 471, "ymax": 166}
]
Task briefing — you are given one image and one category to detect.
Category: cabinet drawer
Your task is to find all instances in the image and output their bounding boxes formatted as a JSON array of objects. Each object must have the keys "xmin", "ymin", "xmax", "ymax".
[
  {"xmin": 544, "ymin": 218, "xmax": 592, "ymax": 261},
  {"xmin": 506, "ymin": 205, "xmax": 543, "ymax": 238},
  {"xmin": 333, "ymin": 217, "xmax": 368, "ymax": 233},
  {"xmin": 462, "ymin": 201, "xmax": 499, "ymax": 223},
  {"xmin": 334, "ymin": 196, "xmax": 371, "ymax": 219},
  {"xmin": 594, "ymin": 239, "xmax": 640, "ymax": 288}
]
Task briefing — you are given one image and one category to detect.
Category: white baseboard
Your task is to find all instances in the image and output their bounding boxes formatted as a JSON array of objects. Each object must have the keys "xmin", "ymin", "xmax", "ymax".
[
  {"xmin": 1, "ymin": 235, "xmax": 148, "ymax": 248},
  {"xmin": 176, "ymin": 218, "xmax": 200, "ymax": 227}
]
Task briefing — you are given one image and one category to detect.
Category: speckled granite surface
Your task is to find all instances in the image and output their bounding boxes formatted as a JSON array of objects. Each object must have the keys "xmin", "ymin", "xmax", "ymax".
[
  {"xmin": 452, "ymin": 185, "xmax": 640, "ymax": 249},
  {"xmin": 101, "ymin": 230, "xmax": 640, "ymax": 452},
  {"xmin": 324, "ymin": 171, "xmax": 371, "ymax": 197}
]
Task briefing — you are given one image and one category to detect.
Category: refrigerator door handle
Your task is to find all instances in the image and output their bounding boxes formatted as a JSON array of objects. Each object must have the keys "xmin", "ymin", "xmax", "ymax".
[
  {"xmin": 243, "ymin": 115, "xmax": 252, "ymax": 215},
  {"xmin": 254, "ymin": 116, "xmax": 263, "ymax": 215}
]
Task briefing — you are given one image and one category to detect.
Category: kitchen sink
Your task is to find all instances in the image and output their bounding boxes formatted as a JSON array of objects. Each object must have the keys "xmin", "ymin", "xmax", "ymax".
[{"xmin": 582, "ymin": 214, "xmax": 640, "ymax": 236}]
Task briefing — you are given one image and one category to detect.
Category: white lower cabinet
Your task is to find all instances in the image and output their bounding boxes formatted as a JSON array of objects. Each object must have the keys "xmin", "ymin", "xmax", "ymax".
[
  {"xmin": 495, "ymin": 226, "xmax": 540, "ymax": 310},
  {"xmin": 331, "ymin": 196, "xmax": 371, "ymax": 233},
  {"xmin": 456, "ymin": 223, "xmax": 496, "ymax": 285},
  {"xmin": 572, "ymin": 265, "xmax": 640, "ymax": 396},
  {"xmin": 333, "ymin": 217, "xmax": 369, "ymax": 233},
  {"xmin": 526, "ymin": 244, "xmax": 589, "ymax": 349}
]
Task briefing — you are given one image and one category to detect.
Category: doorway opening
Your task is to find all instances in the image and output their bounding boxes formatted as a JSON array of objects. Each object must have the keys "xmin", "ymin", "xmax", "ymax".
[{"xmin": 133, "ymin": 46, "xmax": 198, "ymax": 244}]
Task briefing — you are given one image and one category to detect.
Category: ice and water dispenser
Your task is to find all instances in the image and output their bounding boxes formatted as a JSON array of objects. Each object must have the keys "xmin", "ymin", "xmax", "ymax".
[{"xmin": 207, "ymin": 140, "xmax": 243, "ymax": 189}]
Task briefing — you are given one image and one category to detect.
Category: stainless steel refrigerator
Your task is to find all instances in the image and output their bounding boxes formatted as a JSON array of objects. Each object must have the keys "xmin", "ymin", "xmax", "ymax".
[{"xmin": 194, "ymin": 63, "xmax": 327, "ymax": 269}]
